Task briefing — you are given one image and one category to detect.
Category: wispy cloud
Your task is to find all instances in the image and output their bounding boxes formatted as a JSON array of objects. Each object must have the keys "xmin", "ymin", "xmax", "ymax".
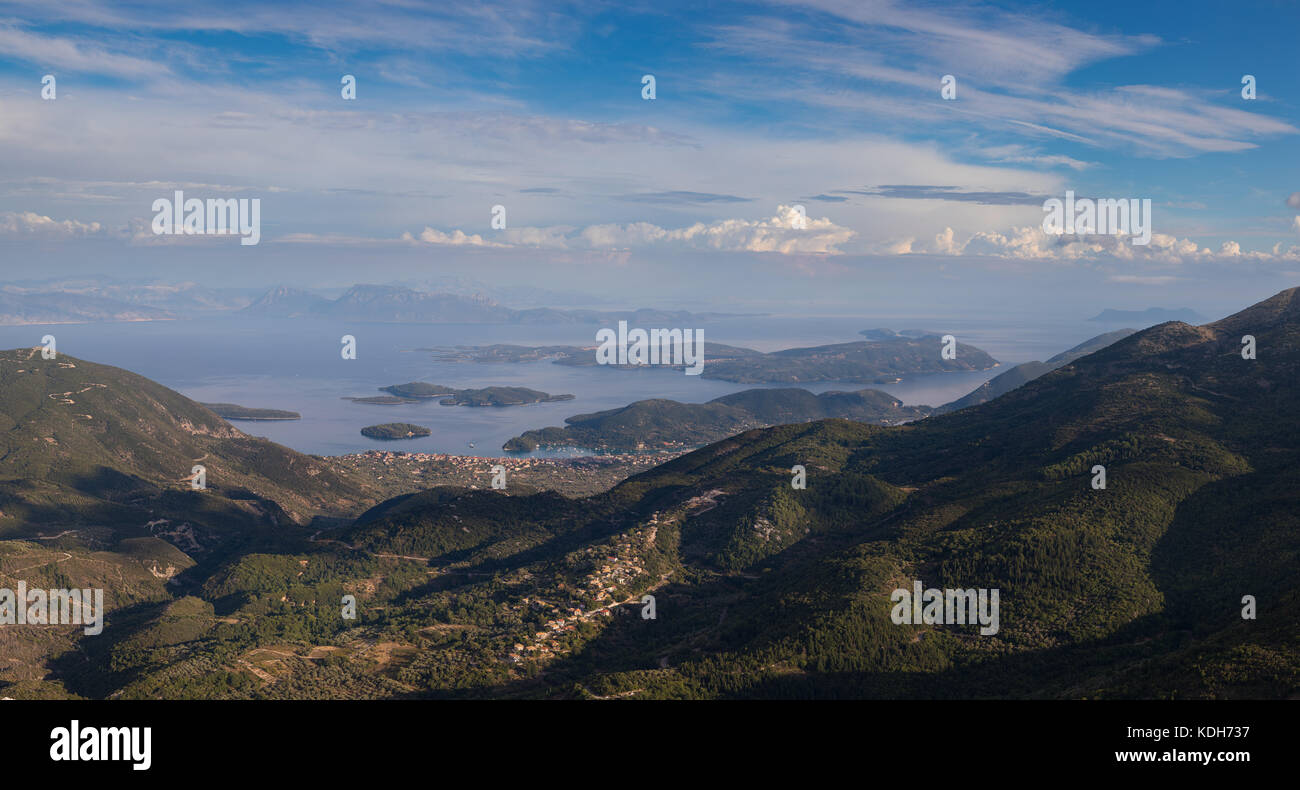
[{"xmin": 0, "ymin": 24, "xmax": 166, "ymax": 77}]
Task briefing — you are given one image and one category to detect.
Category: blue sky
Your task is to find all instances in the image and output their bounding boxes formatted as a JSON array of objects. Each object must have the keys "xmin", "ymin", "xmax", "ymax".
[{"xmin": 1, "ymin": 0, "xmax": 1298, "ymax": 314}]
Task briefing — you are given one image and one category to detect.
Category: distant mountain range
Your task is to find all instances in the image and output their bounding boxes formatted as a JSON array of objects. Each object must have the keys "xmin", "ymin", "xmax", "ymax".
[
  {"xmin": 0, "ymin": 279, "xmax": 255, "ymax": 324},
  {"xmin": 1089, "ymin": 307, "xmax": 1208, "ymax": 324},
  {"xmin": 0, "ymin": 279, "xmax": 749, "ymax": 327},
  {"xmin": 242, "ymin": 284, "xmax": 753, "ymax": 325}
]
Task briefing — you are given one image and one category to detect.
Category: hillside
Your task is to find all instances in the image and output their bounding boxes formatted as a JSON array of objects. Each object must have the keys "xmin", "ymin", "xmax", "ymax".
[
  {"xmin": 0, "ymin": 348, "xmax": 380, "ymax": 535},
  {"xmin": 4, "ymin": 288, "xmax": 1299, "ymax": 700},
  {"xmin": 936, "ymin": 328, "xmax": 1136, "ymax": 413}
]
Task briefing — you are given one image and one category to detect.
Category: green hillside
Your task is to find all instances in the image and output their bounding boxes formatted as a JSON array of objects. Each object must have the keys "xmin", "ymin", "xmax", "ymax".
[
  {"xmin": 3, "ymin": 288, "xmax": 1299, "ymax": 699},
  {"xmin": 0, "ymin": 348, "xmax": 380, "ymax": 532}
]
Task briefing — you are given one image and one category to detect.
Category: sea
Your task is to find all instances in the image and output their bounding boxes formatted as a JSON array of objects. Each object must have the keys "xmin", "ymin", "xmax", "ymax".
[{"xmin": 0, "ymin": 314, "xmax": 1107, "ymax": 457}]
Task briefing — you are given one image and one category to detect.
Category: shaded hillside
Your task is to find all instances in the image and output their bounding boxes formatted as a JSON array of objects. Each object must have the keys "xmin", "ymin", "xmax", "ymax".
[
  {"xmin": 936, "ymin": 328, "xmax": 1136, "ymax": 414},
  {"xmin": 0, "ymin": 348, "xmax": 379, "ymax": 533}
]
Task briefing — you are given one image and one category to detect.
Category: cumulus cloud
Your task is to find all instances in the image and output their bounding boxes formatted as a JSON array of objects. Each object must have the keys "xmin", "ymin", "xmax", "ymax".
[
  {"xmin": 0, "ymin": 211, "xmax": 104, "ymax": 237},
  {"xmin": 402, "ymin": 205, "xmax": 856, "ymax": 254},
  {"xmin": 878, "ymin": 222, "xmax": 1300, "ymax": 263},
  {"xmin": 402, "ymin": 228, "xmax": 506, "ymax": 247}
]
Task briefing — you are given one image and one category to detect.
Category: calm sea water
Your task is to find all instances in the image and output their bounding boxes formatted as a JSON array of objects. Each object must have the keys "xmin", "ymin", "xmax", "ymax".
[{"xmin": 0, "ymin": 315, "xmax": 1101, "ymax": 457}]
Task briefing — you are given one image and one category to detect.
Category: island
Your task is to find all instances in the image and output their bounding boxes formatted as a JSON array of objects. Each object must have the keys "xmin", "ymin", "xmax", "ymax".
[
  {"xmin": 345, "ymin": 382, "xmax": 574, "ymax": 407},
  {"xmin": 201, "ymin": 402, "xmax": 301, "ymax": 421},
  {"xmin": 430, "ymin": 331, "xmax": 998, "ymax": 384},
  {"xmin": 503, "ymin": 388, "xmax": 929, "ymax": 452},
  {"xmin": 360, "ymin": 423, "xmax": 432, "ymax": 440}
]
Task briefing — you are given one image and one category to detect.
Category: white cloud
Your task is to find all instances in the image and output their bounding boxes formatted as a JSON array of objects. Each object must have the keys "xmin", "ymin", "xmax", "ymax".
[
  {"xmin": 705, "ymin": 8, "xmax": 1294, "ymax": 158},
  {"xmin": 0, "ymin": 211, "xmax": 104, "ymax": 236},
  {"xmin": 0, "ymin": 25, "xmax": 166, "ymax": 77},
  {"xmin": 403, "ymin": 228, "xmax": 506, "ymax": 248},
  {"xmin": 876, "ymin": 222, "xmax": 1300, "ymax": 264},
  {"xmin": 402, "ymin": 205, "xmax": 856, "ymax": 254},
  {"xmin": 979, "ymin": 145, "xmax": 1094, "ymax": 171}
]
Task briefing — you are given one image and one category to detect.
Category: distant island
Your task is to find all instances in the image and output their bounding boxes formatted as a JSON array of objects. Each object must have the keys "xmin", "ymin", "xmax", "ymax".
[
  {"xmin": 1089, "ymin": 307, "xmax": 1208, "ymax": 324},
  {"xmin": 360, "ymin": 423, "xmax": 432, "ymax": 440},
  {"xmin": 504, "ymin": 388, "xmax": 929, "ymax": 452},
  {"xmin": 201, "ymin": 402, "xmax": 301, "ymax": 421},
  {"xmin": 500, "ymin": 329, "xmax": 1144, "ymax": 451},
  {"xmin": 434, "ymin": 331, "xmax": 998, "ymax": 385},
  {"xmin": 345, "ymin": 382, "xmax": 574, "ymax": 407}
]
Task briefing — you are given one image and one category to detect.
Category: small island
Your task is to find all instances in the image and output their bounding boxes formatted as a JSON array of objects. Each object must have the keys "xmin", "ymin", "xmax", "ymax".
[
  {"xmin": 342, "ymin": 395, "xmax": 413, "ymax": 405},
  {"xmin": 201, "ymin": 402, "xmax": 301, "ymax": 421},
  {"xmin": 345, "ymin": 382, "xmax": 574, "ymax": 407},
  {"xmin": 360, "ymin": 423, "xmax": 432, "ymax": 440}
]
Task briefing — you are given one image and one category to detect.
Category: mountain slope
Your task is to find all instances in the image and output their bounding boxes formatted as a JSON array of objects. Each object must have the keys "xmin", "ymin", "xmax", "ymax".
[
  {"xmin": 322, "ymin": 287, "xmax": 1299, "ymax": 699},
  {"xmin": 0, "ymin": 348, "xmax": 380, "ymax": 534},
  {"xmin": 7, "ymin": 288, "xmax": 1300, "ymax": 700},
  {"xmin": 936, "ymin": 328, "xmax": 1136, "ymax": 413}
]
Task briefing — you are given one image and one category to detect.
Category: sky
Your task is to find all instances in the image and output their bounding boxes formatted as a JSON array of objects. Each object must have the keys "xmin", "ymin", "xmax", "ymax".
[{"xmin": 1, "ymin": 0, "xmax": 1299, "ymax": 316}]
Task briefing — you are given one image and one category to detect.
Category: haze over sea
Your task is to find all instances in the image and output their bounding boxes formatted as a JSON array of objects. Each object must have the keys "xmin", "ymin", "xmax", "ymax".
[{"xmin": 0, "ymin": 314, "xmax": 1105, "ymax": 457}]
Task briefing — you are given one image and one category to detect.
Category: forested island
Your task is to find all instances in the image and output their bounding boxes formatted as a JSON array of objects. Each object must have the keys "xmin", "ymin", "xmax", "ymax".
[
  {"xmin": 430, "ymin": 331, "xmax": 998, "ymax": 384},
  {"xmin": 360, "ymin": 423, "xmax": 432, "ymax": 440},
  {"xmin": 346, "ymin": 382, "xmax": 574, "ymax": 407}
]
